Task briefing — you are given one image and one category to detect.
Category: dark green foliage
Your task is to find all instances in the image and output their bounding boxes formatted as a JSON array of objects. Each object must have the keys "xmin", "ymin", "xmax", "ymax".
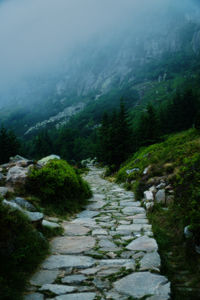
[
  {"xmin": 0, "ymin": 203, "xmax": 48, "ymax": 300},
  {"xmin": 97, "ymin": 100, "xmax": 132, "ymax": 169},
  {"xmin": 26, "ymin": 159, "xmax": 92, "ymax": 214},
  {"xmin": 136, "ymin": 103, "xmax": 161, "ymax": 147},
  {"xmin": 174, "ymin": 153, "xmax": 200, "ymax": 244},
  {"xmin": 0, "ymin": 127, "xmax": 20, "ymax": 164}
]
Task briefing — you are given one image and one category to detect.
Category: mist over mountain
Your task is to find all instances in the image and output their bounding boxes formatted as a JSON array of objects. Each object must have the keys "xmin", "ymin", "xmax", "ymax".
[{"xmin": 0, "ymin": 0, "xmax": 200, "ymax": 134}]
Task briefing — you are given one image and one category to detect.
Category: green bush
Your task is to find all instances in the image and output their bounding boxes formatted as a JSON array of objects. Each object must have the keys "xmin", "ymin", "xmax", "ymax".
[
  {"xmin": 26, "ymin": 159, "xmax": 92, "ymax": 214},
  {"xmin": 0, "ymin": 204, "xmax": 48, "ymax": 300}
]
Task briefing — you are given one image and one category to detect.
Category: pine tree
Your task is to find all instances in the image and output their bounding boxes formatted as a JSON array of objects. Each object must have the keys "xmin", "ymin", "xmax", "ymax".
[{"xmin": 0, "ymin": 127, "xmax": 20, "ymax": 163}]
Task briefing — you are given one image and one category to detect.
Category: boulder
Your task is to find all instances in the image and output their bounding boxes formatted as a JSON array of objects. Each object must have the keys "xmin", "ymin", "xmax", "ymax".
[
  {"xmin": 0, "ymin": 187, "xmax": 9, "ymax": 197},
  {"xmin": 12, "ymin": 197, "xmax": 36, "ymax": 211},
  {"xmin": 3, "ymin": 199, "xmax": 23, "ymax": 211},
  {"xmin": 23, "ymin": 211, "xmax": 44, "ymax": 223},
  {"xmin": 155, "ymin": 189, "xmax": 165, "ymax": 204},
  {"xmin": 42, "ymin": 220, "xmax": 60, "ymax": 229},
  {"xmin": 144, "ymin": 191, "xmax": 154, "ymax": 202},
  {"xmin": 37, "ymin": 155, "xmax": 60, "ymax": 166},
  {"xmin": 146, "ymin": 202, "xmax": 154, "ymax": 211},
  {"xmin": 9, "ymin": 155, "xmax": 28, "ymax": 163},
  {"xmin": 6, "ymin": 165, "xmax": 28, "ymax": 186}
]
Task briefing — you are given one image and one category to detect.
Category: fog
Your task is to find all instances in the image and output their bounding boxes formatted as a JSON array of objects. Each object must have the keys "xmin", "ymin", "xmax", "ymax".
[{"xmin": 0, "ymin": 0, "xmax": 199, "ymax": 107}]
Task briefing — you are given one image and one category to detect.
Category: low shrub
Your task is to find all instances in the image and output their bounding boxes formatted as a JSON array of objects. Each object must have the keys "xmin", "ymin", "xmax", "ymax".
[
  {"xmin": 0, "ymin": 203, "xmax": 48, "ymax": 300},
  {"xmin": 26, "ymin": 159, "xmax": 92, "ymax": 214}
]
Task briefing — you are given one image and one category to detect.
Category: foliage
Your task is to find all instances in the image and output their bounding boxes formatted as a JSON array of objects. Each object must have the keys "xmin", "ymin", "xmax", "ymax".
[
  {"xmin": 0, "ymin": 127, "xmax": 20, "ymax": 164},
  {"xmin": 174, "ymin": 154, "xmax": 200, "ymax": 244},
  {"xmin": 0, "ymin": 203, "xmax": 48, "ymax": 300},
  {"xmin": 26, "ymin": 159, "xmax": 92, "ymax": 214},
  {"xmin": 97, "ymin": 100, "xmax": 132, "ymax": 169}
]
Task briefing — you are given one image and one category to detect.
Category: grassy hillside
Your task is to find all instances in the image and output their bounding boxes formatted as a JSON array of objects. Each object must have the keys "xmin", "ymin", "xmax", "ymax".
[{"xmin": 117, "ymin": 128, "xmax": 200, "ymax": 299}]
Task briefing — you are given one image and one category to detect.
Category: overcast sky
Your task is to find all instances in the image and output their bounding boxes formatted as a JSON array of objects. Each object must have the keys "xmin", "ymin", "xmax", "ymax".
[{"xmin": 0, "ymin": 0, "xmax": 199, "ymax": 102}]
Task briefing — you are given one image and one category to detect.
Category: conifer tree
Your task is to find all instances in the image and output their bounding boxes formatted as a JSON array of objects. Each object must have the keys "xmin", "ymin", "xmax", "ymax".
[{"xmin": 0, "ymin": 127, "xmax": 20, "ymax": 163}]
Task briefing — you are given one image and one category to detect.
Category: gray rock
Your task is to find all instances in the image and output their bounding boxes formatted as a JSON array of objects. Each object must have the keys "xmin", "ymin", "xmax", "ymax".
[
  {"xmin": 140, "ymin": 251, "xmax": 161, "ymax": 271},
  {"xmin": 98, "ymin": 239, "xmax": 118, "ymax": 250},
  {"xmin": 37, "ymin": 155, "xmax": 60, "ymax": 166},
  {"xmin": 63, "ymin": 223, "xmax": 90, "ymax": 236},
  {"xmin": 23, "ymin": 211, "xmax": 44, "ymax": 223},
  {"xmin": 133, "ymin": 218, "xmax": 148, "ymax": 224},
  {"xmin": 99, "ymin": 259, "xmax": 135, "ymax": 269},
  {"xmin": 42, "ymin": 255, "xmax": 95, "ymax": 269},
  {"xmin": 10, "ymin": 155, "xmax": 28, "ymax": 162},
  {"xmin": 6, "ymin": 165, "xmax": 28, "ymax": 186},
  {"xmin": 92, "ymin": 229, "xmax": 107, "ymax": 235},
  {"xmin": 42, "ymin": 220, "xmax": 60, "ymax": 229},
  {"xmin": 61, "ymin": 275, "xmax": 86, "ymax": 284},
  {"xmin": 2, "ymin": 199, "xmax": 23, "ymax": 211},
  {"xmin": 155, "ymin": 189, "xmax": 165, "ymax": 204},
  {"xmin": 0, "ymin": 187, "xmax": 8, "ymax": 197},
  {"xmin": 77, "ymin": 210, "xmax": 99, "ymax": 218},
  {"xmin": 144, "ymin": 190, "xmax": 154, "ymax": 201},
  {"xmin": 126, "ymin": 236, "xmax": 158, "ymax": 252},
  {"xmin": 146, "ymin": 202, "xmax": 154, "ymax": 211},
  {"xmin": 87, "ymin": 200, "xmax": 105, "ymax": 210},
  {"xmin": 12, "ymin": 197, "xmax": 36, "ymax": 211},
  {"xmin": 54, "ymin": 293, "xmax": 96, "ymax": 300},
  {"xmin": 30, "ymin": 270, "xmax": 59, "ymax": 286},
  {"xmin": 24, "ymin": 293, "xmax": 44, "ymax": 300},
  {"xmin": 114, "ymin": 272, "xmax": 170, "ymax": 299},
  {"xmin": 117, "ymin": 224, "xmax": 152, "ymax": 233},
  {"xmin": 122, "ymin": 207, "xmax": 145, "ymax": 215},
  {"xmin": 51, "ymin": 236, "xmax": 96, "ymax": 254},
  {"xmin": 156, "ymin": 182, "xmax": 166, "ymax": 189},
  {"xmin": 39, "ymin": 284, "xmax": 76, "ymax": 295}
]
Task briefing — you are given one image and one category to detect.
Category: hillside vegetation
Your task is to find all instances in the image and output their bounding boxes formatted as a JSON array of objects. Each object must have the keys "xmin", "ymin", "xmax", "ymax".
[{"xmin": 117, "ymin": 129, "xmax": 200, "ymax": 299}]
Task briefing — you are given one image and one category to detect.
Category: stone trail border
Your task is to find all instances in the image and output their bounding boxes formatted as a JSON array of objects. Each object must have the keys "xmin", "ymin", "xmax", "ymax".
[{"xmin": 24, "ymin": 165, "xmax": 171, "ymax": 300}]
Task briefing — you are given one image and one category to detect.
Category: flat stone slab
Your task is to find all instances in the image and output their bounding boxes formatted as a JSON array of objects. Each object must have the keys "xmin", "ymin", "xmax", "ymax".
[
  {"xmin": 119, "ymin": 201, "xmax": 141, "ymax": 207},
  {"xmin": 24, "ymin": 293, "xmax": 44, "ymax": 300},
  {"xmin": 92, "ymin": 229, "xmax": 107, "ymax": 235},
  {"xmin": 140, "ymin": 251, "xmax": 161, "ymax": 271},
  {"xmin": 61, "ymin": 275, "xmax": 86, "ymax": 284},
  {"xmin": 99, "ymin": 259, "xmax": 135, "ymax": 269},
  {"xmin": 98, "ymin": 239, "xmax": 118, "ymax": 250},
  {"xmin": 117, "ymin": 224, "xmax": 152, "ymax": 232},
  {"xmin": 122, "ymin": 207, "xmax": 146, "ymax": 215},
  {"xmin": 54, "ymin": 293, "xmax": 96, "ymax": 300},
  {"xmin": 77, "ymin": 210, "xmax": 99, "ymax": 218},
  {"xmin": 87, "ymin": 200, "xmax": 106, "ymax": 210},
  {"xmin": 39, "ymin": 284, "xmax": 76, "ymax": 295},
  {"xmin": 51, "ymin": 236, "xmax": 96, "ymax": 254},
  {"xmin": 126, "ymin": 236, "xmax": 158, "ymax": 252},
  {"xmin": 42, "ymin": 255, "xmax": 95, "ymax": 270},
  {"xmin": 30, "ymin": 270, "xmax": 59, "ymax": 286},
  {"xmin": 71, "ymin": 218, "xmax": 98, "ymax": 228},
  {"xmin": 42, "ymin": 220, "xmax": 60, "ymax": 229},
  {"xmin": 63, "ymin": 224, "xmax": 90, "ymax": 236},
  {"xmin": 114, "ymin": 272, "xmax": 170, "ymax": 299}
]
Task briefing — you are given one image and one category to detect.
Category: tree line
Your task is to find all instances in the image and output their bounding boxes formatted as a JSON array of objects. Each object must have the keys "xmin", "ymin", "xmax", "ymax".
[{"xmin": 0, "ymin": 88, "xmax": 199, "ymax": 167}]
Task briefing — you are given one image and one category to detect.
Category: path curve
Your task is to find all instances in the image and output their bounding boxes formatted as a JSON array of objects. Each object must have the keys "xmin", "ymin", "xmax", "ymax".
[{"xmin": 25, "ymin": 165, "xmax": 171, "ymax": 300}]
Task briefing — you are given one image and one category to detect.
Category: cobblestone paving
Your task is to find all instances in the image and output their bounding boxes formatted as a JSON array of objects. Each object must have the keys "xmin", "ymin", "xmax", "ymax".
[{"xmin": 25, "ymin": 166, "xmax": 171, "ymax": 300}]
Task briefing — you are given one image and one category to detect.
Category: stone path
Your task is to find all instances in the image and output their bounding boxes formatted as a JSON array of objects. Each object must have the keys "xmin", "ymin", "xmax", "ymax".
[{"xmin": 25, "ymin": 166, "xmax": 171, "ymax": 300}]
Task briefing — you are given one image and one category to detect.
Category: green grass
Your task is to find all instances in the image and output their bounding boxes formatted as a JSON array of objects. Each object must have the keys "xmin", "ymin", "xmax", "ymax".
[{"xmin": 117, "ymin": 128, "xmax": 200, "ymax": 299}]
